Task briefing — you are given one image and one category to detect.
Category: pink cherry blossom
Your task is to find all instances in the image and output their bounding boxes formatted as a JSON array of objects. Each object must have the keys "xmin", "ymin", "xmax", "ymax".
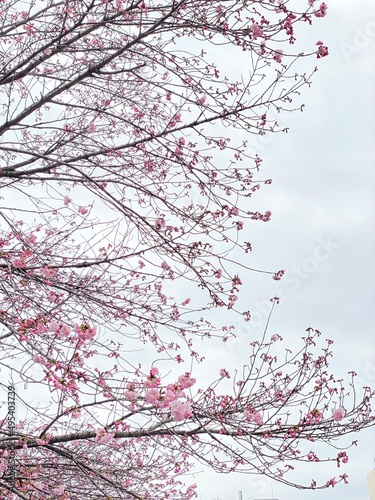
[
  {"xmin": 315, "ymin": 2, "xmax": 327, "ymax": 17},
  {"xmin": 332, "ymin": 407, "xmax": 345, "ymax": 421},
  {"xmin": 219, "ymin": 368, "xmax": 230, "ymax": 379},
  {"xmin": 244, "ymin": 409, "xmax": 263, "ymax": 425},
  {"xmin": 24, "ymin": 23, "xmax": 35, "ymax": 35},
  {"xmin": 316, "ymin": 41, "xmax": 329, "ymax": 58},
  {"xmin": 249, "ymin": 23, "xmax": 263, "ymax": 39},
  {"xmin": 155, "ymin": 218, "xmax": 165, "ymax": 229},
  {"xmin": 145, "ymin": 388, "xmax": 161, "ymax": 404},
  {"xmin": 325, "ymin": 478, "xmax": 337, "ymax": 487},
  {"xmin": 48, "ymin": 321, "xmax": 60, "ymax": 332},
  {"xmin": 170, "ymin": 400, "xmax": 192, "ymax": 421},
  {"xmin": 215, "ymin": 269, "xmax": 223, "ymax": 278},
  {"xmin": 41, "ymin": 267, "xmax": 56, "ymax": 279},
  {"xmin": 53, "ymin": 486, "xmax": 65, "ymax": 495},
  {"xmin": 145, "ymin": 367, "xmax": 161, "ymax": 388},
  {"xmin": 95, "ymin": 428, "xmax": 115, "ymax": 444},
  {"xmin": 78, "ymin": 206, "xmax": 89, "ymax": 215},
  {"xmin": 273, "ymin": 50, "xmax": 284, "ymax": 63},
  {"xmin": 124, "ymin": 381, "xmax": 138, "ymax": 401},
  {"xmin": 273, "ymin": 269, "xmax": 285, "ymax": 281},
  {"xmin": 74, "ymin": 323, "xmax": 96, "ymax": 341},
  {"xmin": 164, "ymin": 388, "xmax": 178, "ymax": 404},
  {"xmin": 12, "ymin": 257, "xmax": 27, "ymax": 268},
  {"xmin": 177, "ymin": 372, "xmax": 196, "ymax": 389},
  {"xmin": 263, "ymin": 210, "xmax": 272, "ymax": 221},
  {"xmin": 60, "ymin": 325, "xmax": 70, "ymax": 337}
]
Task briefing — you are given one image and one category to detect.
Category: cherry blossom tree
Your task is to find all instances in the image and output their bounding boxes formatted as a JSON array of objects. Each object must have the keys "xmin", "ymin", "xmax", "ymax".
[{"xmin": 0, "ymin": 0, "xmax": 373, "ymax": 498}]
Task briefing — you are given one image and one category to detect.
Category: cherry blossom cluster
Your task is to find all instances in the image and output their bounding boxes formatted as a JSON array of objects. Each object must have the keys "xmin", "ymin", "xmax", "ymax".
[{"xmin": 124, "ymin": 368, "xmax": 196, "ymax": 421}]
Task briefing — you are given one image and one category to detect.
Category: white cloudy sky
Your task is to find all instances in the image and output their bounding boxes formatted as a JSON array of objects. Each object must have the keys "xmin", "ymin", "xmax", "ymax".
[{"xmin": 193, "ymin": 1, "xmax": 375, "ymax": 499}]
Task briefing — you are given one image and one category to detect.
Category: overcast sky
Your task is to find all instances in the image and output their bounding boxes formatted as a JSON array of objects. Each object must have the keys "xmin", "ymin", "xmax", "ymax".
[{"xmin": 194, "ymin": 1, "xmax": 375, "ymax": 499}]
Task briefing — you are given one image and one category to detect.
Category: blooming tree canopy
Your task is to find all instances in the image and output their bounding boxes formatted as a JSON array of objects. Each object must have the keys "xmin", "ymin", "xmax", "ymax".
[{"xmin": 0, "ymin": 0, "xmax": 373, "ymax": 498}]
